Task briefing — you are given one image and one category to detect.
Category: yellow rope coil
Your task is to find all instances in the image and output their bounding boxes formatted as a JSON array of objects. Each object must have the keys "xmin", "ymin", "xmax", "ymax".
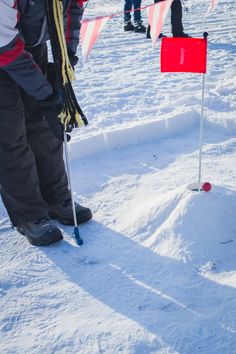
[
  {"xmin": 52, "ymin": 0, "xmax": 75, "ymax": 83},
  {"xmin": 52, "ymin": 0, "xmax": 85, "ymax": 128}
]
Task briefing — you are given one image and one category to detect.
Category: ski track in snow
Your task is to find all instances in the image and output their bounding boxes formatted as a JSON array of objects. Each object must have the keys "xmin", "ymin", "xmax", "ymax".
[{"xmin": 1, "ymin": 1, "xmax": 236, "ymax": 353}]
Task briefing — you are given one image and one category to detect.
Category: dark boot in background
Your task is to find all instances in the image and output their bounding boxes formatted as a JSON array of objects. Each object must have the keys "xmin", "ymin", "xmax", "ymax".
[
  {"xmin": 49, "ymin": 199, "xmax": 92, "ymax": 226},
  {"xmin": 124, "ymin": 21, "xmax": 135, "ymax": 31}
]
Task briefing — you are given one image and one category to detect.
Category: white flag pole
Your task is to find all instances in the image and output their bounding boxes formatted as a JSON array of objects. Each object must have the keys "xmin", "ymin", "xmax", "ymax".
[
  {"xmin": 187, "ymin": 32, "xmax": 209, "ymax": 192},
  {"xmin": 197, "ymin": 73, "xmax": 206, "ymax": 191}
]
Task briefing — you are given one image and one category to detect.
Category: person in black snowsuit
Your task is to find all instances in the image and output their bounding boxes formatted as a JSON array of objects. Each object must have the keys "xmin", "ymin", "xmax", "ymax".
[
  {"xmin": 147, "ymin": 0, "xmax": 189, "ymax": 39},
  {"xmin": 0, "ymin": 0, "xmax": 92, "ymax": 246}
]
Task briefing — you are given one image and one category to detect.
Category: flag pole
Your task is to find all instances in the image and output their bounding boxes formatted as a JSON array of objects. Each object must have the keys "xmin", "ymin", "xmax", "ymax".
[
  {"xmin": 197, "ymin": 32, "xmax": 208, "ymax": 191},
  {"xmin": 197, "ymin": 73, "xmax": 206, "ymax": 191}
]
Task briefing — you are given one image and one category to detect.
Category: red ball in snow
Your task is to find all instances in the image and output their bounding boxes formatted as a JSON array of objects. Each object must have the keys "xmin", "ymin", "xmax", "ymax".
[{"xmin": 202, "ymin": 182, "xmax": 212, "ymax": 192}]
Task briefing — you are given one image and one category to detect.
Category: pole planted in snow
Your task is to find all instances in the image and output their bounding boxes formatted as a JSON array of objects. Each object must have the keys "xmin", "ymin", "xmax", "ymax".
[
  {"xmin": 197, "ymin": 73, "xmax": 206, "ymax": 191},
  {"xmin": 63, "ymin": 132, "xmax": 83, "ymax": 245},
  {"xmin": 197, "ymin": 32, "xmax": 208, "ymax": 191}
]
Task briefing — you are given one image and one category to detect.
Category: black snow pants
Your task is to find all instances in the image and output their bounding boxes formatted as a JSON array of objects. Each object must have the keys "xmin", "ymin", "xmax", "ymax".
[
  {"xmin": 155, "ymin": 0, "xmax": 184, "ymax": 35},
  {"xmin": 0, "ymin": 43, "xmax": 70, "ymax": 226}
]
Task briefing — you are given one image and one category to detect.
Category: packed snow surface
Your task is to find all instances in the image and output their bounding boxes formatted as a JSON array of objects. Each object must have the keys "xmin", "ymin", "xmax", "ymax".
[{"xmin": 1, "ymin": 0, "xmax": 236, "ymax": 353}]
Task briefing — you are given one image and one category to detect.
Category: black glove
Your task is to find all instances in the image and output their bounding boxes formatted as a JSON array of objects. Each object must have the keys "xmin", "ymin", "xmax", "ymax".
[
  {"xmin": 67, "ymin": 48, "xmax": 79, "ymax": 68},
  {"xmin": 39, "ymin": 92, "xmax": 62, "ymax": 116},
  {"xmin": 39, "ymin": 93, "xmax": 65, "ymax": 142}
]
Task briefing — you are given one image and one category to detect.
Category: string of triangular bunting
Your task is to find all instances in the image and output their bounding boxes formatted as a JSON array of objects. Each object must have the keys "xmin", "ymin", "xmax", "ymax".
[{"xmin": 80, "ymin": 0, "xmax": 218, "ymax": 62}]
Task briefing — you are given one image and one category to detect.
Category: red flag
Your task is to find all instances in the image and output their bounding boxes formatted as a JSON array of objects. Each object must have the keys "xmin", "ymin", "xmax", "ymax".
[{"xmin": 160, "ymin": 37, "xmax": 207, "ymax": 74}]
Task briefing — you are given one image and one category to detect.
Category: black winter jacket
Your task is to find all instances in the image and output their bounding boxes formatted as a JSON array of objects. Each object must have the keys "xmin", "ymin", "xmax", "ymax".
[{"xmin": 0, "ymin": 0, "xmax": 85, "ymax": 100}]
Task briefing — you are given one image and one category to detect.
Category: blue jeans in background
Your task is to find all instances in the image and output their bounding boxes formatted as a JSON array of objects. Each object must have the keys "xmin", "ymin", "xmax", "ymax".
[{"xmin": 124, "ymin": 0, "xmax": 142, "ymax": 24}]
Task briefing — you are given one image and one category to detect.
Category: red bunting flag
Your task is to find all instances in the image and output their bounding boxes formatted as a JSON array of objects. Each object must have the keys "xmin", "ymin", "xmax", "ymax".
[
  {"xmin": 160, "ymin": 37, "xmax": 207, "ymax": 74},
  {"xmin": 146, "ymin": 0, "xmax": 173, "ymax": 47},
  {"xmin": 80, "ymin": 16, "xmax": 111, "ymax": 62},
  {"xmin": 207, "ymin": 0, "xmax": 218, "ymax": 14}
]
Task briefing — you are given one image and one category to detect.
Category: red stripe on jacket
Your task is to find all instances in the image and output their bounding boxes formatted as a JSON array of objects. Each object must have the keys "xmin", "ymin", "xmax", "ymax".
[
  {"xmin": 66, "ymin": 1, "xmax": 73, "ymax": 43},
  {"xmin": 0, "ymin": 38, "xmax": 24, "ymax": 67}
]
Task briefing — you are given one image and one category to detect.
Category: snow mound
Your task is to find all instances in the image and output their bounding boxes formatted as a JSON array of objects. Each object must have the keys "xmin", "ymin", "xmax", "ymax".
[{"xmin": 140, "ymin": 186, "xmax": 236, "ymax": 268}]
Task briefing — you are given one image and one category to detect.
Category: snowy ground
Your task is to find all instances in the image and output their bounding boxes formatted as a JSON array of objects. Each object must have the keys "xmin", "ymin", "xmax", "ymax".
[{"xmin": 1, "ymin": 0, "xmax": 236, "ymax": 353}]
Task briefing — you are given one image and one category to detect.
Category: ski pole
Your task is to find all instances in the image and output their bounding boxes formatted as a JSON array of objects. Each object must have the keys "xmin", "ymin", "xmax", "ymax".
[
  {"xmin": 181, "ymin": 0, "xmax": 190, "ymax": 13},
  {"xmin": 63, "ymin": 132, "xmax": 83, "ymax": 246}
]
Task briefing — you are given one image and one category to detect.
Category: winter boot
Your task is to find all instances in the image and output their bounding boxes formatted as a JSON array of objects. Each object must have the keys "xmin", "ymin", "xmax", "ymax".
[
  {"xmin": 173, "ymin": 32, "xmax": 190, "ymax": 38},
  {"xmin": 17, "ymin": 217, "xmax": 63, "ymax": 246},
  {"xmin": 48, "ymin": 199, "xmax": 92, "ymax": 226},
  {"xmin": 134, "ymin": 22, "xmax": 146, "ymax": 33},
  {"xmin": 124, "ymin": 21, "xmax": 134, "ymax": 31}
]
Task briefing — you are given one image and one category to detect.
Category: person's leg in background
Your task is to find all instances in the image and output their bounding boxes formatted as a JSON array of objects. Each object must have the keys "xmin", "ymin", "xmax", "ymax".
[
  {"xmin": 133, "ymin": 0, "xmax": 141, "ymax": 25},
  {"xmin": 124, "ymin": 0, "xmax": 146, "ymax": 33},
  {"xmin": 171, "ymin": 0, "xmax": 189, "ymax": 37},
  {"xmin": 133, "ymin": 0, "xmax": 146, "ymax": 33},
  {"xmin": 147, "ymin": 0, "xmax": 189, "ymax": 38},
  {"xmin": 124, "ymin": 0, "xmax": 134, "ymax": 31},
  {"xmin": 171, "ymin": 0, "xmax": 183, "ymax": 36}
]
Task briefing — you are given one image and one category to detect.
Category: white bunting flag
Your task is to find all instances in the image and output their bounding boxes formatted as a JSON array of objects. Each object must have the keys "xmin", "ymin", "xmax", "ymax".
[
  {"xmin": 146, "ymin": 0, "xmax": 173, "ymax": 48},
  {"xmin": 80, "ymin": 16, "xmax": 111, "ymax": 62}
]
